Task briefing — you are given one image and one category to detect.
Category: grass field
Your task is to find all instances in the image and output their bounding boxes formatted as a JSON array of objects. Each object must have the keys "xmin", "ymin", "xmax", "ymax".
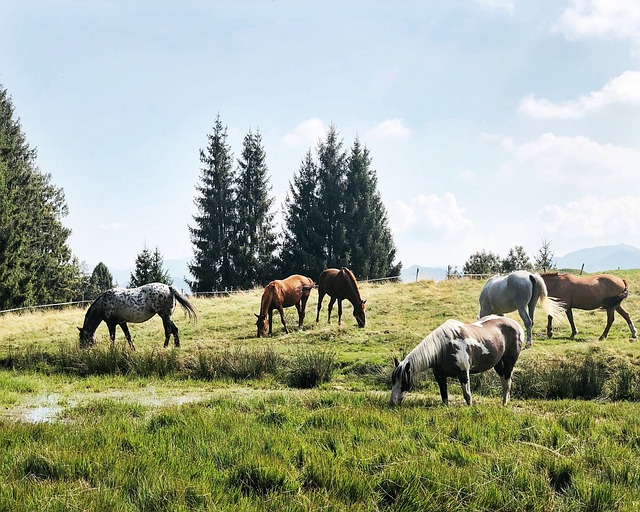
[{"xmin": 0, "ymin": 270, "xmax": 639, "ymax": 510}]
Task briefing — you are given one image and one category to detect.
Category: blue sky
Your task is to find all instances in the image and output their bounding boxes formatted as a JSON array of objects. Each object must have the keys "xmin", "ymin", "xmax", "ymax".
[{"xmin": 1, "ymin": 0, "xmax": 639, "ymax": 274}]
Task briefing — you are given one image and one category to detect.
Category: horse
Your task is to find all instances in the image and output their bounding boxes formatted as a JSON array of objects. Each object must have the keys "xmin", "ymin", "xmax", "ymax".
[
  {"xmin": 255, "ymin": 274, "xmax": 314, "ymax": 337},
  {"xmin": 390, "ymin": 316, "xmax": 524, "ymax": 406},
  {"xmin": 542, "ymin": 273, "xmax": 637, "ymax": 341},
  {"xmin": 478, "ymin": 270, "xmax": 565, "ymax": 348},
  {"xmin": 315, "ymin": 267, "xmax": 366, "ymax": 328},
  {"xmin": 77, "ymin": 283, "xmax": 197, "ymax": 350}
]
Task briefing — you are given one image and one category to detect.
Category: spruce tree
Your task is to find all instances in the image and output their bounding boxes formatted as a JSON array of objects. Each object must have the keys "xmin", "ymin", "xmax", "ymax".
[
  {"xmin": 0, "ymin": 85, "xmax": 84, "ymax": 309},
  {"xmin": 234, "ymin": 129, "xmax": 278, "ymax": 287},
  {"xmin": 188, "ymin": 114, "xmax": 237, "ymax": 291},
  {"xmin": 280, "ymin": 150, "xmax": 326, "ymax": 277},
  {"xmin": 129, "ymin": 245, "xmax": 172, "ymax": 287},
  {"xmin": 86, "ymin": 262, "xmax": 114, "ymax": 299},
  {"xmin": 344, "ymin": 138, "xmax": 401, "ymax": 279}
]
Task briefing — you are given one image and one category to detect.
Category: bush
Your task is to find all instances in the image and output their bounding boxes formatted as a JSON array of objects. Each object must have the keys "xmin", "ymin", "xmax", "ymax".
[{"xmin": 286, "ymin": 350, "xmax": 336, "ymax": 388}]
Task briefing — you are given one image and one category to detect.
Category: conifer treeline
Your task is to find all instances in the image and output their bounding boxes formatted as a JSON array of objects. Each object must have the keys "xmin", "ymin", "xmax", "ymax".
[
  {"xmin": 188, "ymin": 116, "xmax": 401, "ymax": 292},
  {"xmin": 0, "ymin": 82, "xmax": 401, "ymax": 307}
]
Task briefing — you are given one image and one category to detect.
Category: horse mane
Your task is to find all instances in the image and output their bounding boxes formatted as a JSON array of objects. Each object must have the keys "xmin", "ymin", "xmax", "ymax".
[
  {"xmin": 341, "ymin": 267, "xmax": 362, "ymax": 301},
  {"xmin": 405, "ymin": 320, "xmax": 462, "ymax": 383}
]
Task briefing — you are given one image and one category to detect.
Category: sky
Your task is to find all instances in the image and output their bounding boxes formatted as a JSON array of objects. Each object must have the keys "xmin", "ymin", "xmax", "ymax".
[{"xmin": 1, "ymin": 0, "xmax": 639, "ymax": 274}]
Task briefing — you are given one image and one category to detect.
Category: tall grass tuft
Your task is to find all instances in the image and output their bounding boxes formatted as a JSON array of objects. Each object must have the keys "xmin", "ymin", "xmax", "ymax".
[{"xmin": 286, "ymin": 350, "xmax": 336, "ymax": 388}]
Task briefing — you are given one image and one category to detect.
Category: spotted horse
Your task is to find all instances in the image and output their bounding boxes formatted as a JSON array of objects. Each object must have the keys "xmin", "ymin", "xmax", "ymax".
[{"xmin": 78, "ymin": 283, "xmax": 197, "ymax": 350}]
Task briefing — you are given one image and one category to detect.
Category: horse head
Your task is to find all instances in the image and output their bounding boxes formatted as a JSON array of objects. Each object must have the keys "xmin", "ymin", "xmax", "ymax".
[
  {"xmin": 353, "ymin": 299, "xmax": 366, "ymax": 328},
  {"xmin": 77, "ymin": 326, "xmax": 97, "ymax": 348},
  {"xmin": 390, "ymin": 357, "xmax": 412, "ymax": 406},
  {"xmin": 255, "ymin": 313, "xmax": 268, "ymax": 338}
]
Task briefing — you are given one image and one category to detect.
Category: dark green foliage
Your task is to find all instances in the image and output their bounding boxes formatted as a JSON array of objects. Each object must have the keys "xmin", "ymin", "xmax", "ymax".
[
  {"xmin": 463, "ymin": 249, "xmax": 503, "ymax": 276},
  {"xmin": 233, "ymin": 129, "xmax": 278, "ymax": 287},
  {"xmin": 0, "ymin": 85, "xmax": 84, "ymax": 309},
  {"xmin": 502, "ymin": 245, "xmax": 533, "ymax": 272},
  {"xmin": 280, "ymin": 125, "xmax": 400, "ymax": 279},
  {"xmin": 85, "ymin": 262, "xmax": 114, "ymax": 300},
  {"xmin": 535, "ymin": 238, "xmax": 557, "ymax": 271},
  {"xmin": 129, "ymin": 244, "xmax": 172, "ymax": 287},
  {"xmin": 188, "ymin": 114, "xmax": 236, "ymax": 292}
]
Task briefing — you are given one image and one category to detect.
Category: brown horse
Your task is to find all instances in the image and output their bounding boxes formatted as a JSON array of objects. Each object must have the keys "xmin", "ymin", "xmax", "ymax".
[
  {"xmin": 542, "ymin": 273, "xmax": 637, "ymax": 341},
  {"xmin": 255, "ymin": 274, "xmax": 314, "ymax": 337},
  {"xmin": 315, "ymin": 268, "xmax": 366, "ymax": 327}
]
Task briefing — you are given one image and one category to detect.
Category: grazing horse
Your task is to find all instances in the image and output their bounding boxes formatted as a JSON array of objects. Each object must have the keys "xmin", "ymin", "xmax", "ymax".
[
  {"xmin": 390, "ymin": 316, "xmax": 524, "ymax": 406},
  {"xmin": 479, "ymin": 270, "xmax": 565, "ymax": 348},
  {"xmin": 255, "ymin": 274, "xmax": 314, "ymax": 337},
  {"xmin": 315, "ymin": 268, "xmax": 366, "ymax": 328},
  {"xmin": 77, "ymin": 283, "xmax": 197, "ymax": 350},
  {"xmin": 542, "ymin": 273, "xmax": 637, "ymax": 341}
]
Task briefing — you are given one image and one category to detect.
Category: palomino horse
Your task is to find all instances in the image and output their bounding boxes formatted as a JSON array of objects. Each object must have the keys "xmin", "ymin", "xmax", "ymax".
[
  {"xmin": 542, "ymin": 273, "xmax": 637, "ymax": 341},
  {"xmin": 479, "ymin": 270, "xmax": 565, "ymax": 348},
  {"xmin": 255, "ymin": 274, "xmax": 314, "ymax": 337},
  {"xmin": 315, "ymin": 268, "xmax": 366, "ymax": 328},
  {"xmin": 390, "ymin": 315, "xmax": 524, "ymax": 406},
  {"xmin": 78, "ymin": 283, "xmax": 197, "ymax": 350}
]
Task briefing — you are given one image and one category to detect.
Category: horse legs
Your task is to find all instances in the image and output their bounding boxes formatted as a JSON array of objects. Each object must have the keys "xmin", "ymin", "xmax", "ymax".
[
  {"xmin": 494, "ymin": 360, "xmax": 513, "ymax": 405},
  {"xmin": 298, "ymin": 294, "xmax": 310, "ymax": 329},
  {"xmin": 458, "ymin": 371, "xmax": 472, "ymax": 406},
  {"xmin": 327, "ymin": 297, "xmax": 337, "ymax": 324},
  {"xmin": 277, "ymin": 306, "xmax": 289, "ymax": 334},
  {"xmin": 615, "ymin": 304, "xmax": 638, "ymax": 340},
  {"xmin": 547, "ymin": 314, "xmax": 554, "ymax": 338},
  {"xmin": 315, "ymin": 291, "xmax": 325, "ymax": 323},
  {"xmin": 337, "ymin": 299, "xmax": 343, "ymax": 325},
  {"xmin": 599, "ymin": 308, "xmax": 616, "ymax": 341},
  {"xmin": 119, "ymin": 322, "xmax": 136, "ymax": 350},
  {"xmin": 433, "ymin": 370, "xmax": 449, "ymax": 405},
  {"xmin": 160, "ymin": 316, "xmax": 180, "ymax": 348},
  {"xmin": 516, "ymin": 306, "xmax": 533, "ymax": 348},
  {"xmin": 566, "ymin": 308, "xmax": 578, "ymax": 338}
]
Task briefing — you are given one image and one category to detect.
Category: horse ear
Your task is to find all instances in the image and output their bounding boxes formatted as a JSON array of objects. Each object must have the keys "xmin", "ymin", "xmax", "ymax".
[
  {"xmin": 362, "ymin": 300, "xmax": 367, "ymax": 305},
  {"xmin": 77, "ymin": 326, "xmax": 82, "ymax": 332},
  {"xmin": 393, "ymin": 357, "xmax": 400, "ymax": 368},
  {"xmin": 254, "ymin": 314, "xmax": 259, "ymax": 319}
]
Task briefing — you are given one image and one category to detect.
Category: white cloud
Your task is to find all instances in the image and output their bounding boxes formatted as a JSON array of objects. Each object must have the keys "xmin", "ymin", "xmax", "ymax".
[
  {"xmin": 554, "ymin": 0, "xmax": 640, "ymax": 50},
  {"xmin": 366, "ymin": 119, "xmax": 411, "ymax": 140},
  {"xmin": 518, "ymin": 71, "xmax": 640, "ymax": 119},
  {"xmin": 539, "ymin": 195, "xmax": 640, "ymax": 239},
  {"xmin": 99, "ymin": 222, "xmax": 128, "ymax": 231},
  {"xmin": 282, "ymin": 118, "xmax": 326, "ymax": 148},
  {"xmin": 391, "ymin": 192, "xmax": 473, "ymax": 234},
  {"xmin": 515, "ymin": 132, "xmax": 640, "ymax": 184}
]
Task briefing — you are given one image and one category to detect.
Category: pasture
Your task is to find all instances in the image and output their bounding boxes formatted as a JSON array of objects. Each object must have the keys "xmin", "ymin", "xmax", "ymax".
[{"xmin": 1, "ymin": 270, "xmax": 639, "ymax": 510}]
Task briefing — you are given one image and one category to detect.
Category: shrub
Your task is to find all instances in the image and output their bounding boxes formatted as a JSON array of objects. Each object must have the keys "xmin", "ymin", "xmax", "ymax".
[{"xmin": 286, "ymin": 350, "xmax": 336, "ymax": 388}]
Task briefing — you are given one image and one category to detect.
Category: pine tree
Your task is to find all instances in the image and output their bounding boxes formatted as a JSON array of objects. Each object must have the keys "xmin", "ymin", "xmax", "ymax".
[
  {"xmin": 344, "ymin": 138, "xmax": 401, "ymax": 279},
  {"xmin": 234, "ymin": 129, "xmax": 278, "ymax": 287},
  {"xmin": 0, "ymin": 85, "xmax": 84, "ymax": 309},
  {"xmin": 86, "ymin": 262, "xmax": 114, "ymax": 299},
  {"xmin": 188, "ymin": 114, "xmax": 237, "ymax": 291},
  {"xmin": 129, "ymin": 245, "xmax": 172, "ymax": 287},
  {"xmin": 534, "ymin": 238, "xmax": 556, "ymax": 271},
  {"xmin": 280, "ymin": 150, "xmax": 326, "ymax": 277},
  {"xmin": 502, "ymin": 246, "xmax": 533, "ymax": 272},
  {"xmin": 316, "ymin": 124, "xmax": 348, "ymax": 267}
]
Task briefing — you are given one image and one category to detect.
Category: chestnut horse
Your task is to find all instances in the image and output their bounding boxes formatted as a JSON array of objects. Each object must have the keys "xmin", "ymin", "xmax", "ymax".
[
  {"xmin": 542, "ymin": 273, "xmax": 637, "ymax": 341},
  {"xmin": 315, "ymin": 267, "xmax": 366, "ymax": 327},
  {"xmin": 255, "ymin": 274, "xmax": 314, "ymax": 337}
]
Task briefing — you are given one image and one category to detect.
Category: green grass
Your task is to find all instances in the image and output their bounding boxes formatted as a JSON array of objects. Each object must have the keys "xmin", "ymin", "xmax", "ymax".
[{"xmin": 0, "ymin": 271, "xmax": 639, "ymax": 510}]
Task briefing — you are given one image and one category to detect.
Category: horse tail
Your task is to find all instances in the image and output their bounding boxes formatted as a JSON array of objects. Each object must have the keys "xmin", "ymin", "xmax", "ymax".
[
  {"xmin": 603, "ymin": 280, "xmax": 629, "ymax": 309},
  {"xmin": 170, "ymin": 286, "xmax": 197, "ymax": 321},
  {"xmin": 530, "ymin": 273, "xmax": 565, "ymax": 321}
]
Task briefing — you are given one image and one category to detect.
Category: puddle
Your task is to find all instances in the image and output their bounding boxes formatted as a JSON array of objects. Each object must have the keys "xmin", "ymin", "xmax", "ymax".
[{"xmin": 1, "ymin": 389, "xmax": 212, "ymax": 424}]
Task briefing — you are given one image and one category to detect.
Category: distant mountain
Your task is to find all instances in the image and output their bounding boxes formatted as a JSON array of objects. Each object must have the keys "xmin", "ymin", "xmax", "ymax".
[
  {"xmin": 400, "ymin": 265, "xmax": 448, "ymax": 283},
  {"xmin": 554, "ymin": 244, "xmax": 640, "ymax": 272}
]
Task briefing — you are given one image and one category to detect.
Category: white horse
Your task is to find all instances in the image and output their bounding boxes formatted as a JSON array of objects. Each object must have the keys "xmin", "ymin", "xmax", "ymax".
[{"xmin": 479, "ymin": 270, "xmax": 564, "ymax": 348}]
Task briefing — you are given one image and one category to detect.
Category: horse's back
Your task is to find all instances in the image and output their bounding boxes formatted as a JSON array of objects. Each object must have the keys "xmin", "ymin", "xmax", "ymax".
[
  {"xmin": 480, "ymin": 272, "xmax": 533, "ymax": 314},
  {"xmin": 543, "ymin": 273, "xmax": 628, "ymax": 309},
  {"xmin": 318, "ymin": 268, "xmax": 359, "ymax": 299},
  {"xmin": 264, "ymin": 274, "xmax": 314, "ymax": 309},
  {"xmin": 107, "ymin": 283, "xmax": 174, "ymax": 322}
]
